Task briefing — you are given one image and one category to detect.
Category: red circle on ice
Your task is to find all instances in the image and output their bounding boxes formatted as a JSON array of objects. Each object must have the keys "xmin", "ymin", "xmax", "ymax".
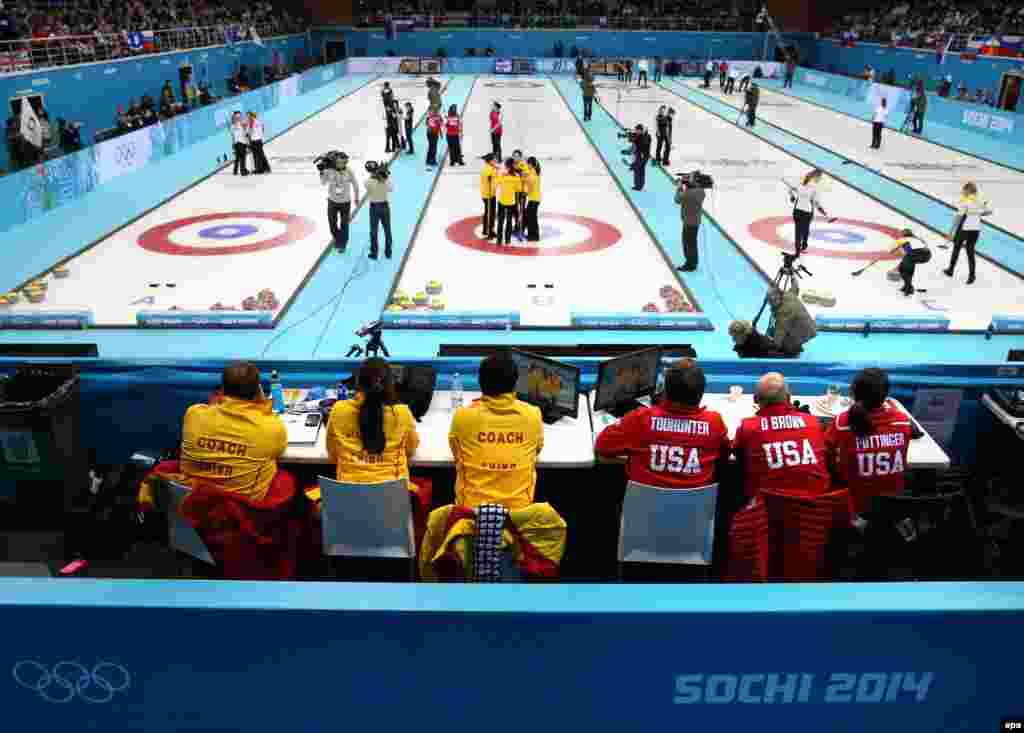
[
  {"xmin": 748, "ymin": 216, "xmax": 904, "ymax": 261},
  {"xmin": 446, "ymin": 212, "xmax": 622, "ymax": 256},
  {"xmin": 138, "ymin": 212, "xmax": 316, "ymax": 256}
]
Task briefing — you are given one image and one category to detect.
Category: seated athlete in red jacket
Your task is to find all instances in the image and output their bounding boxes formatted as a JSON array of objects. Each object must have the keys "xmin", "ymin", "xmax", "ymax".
[
  {"xmin": 733, "ymin": 372, "xmax": 831, "ymax": 498},
  {"xmin": 595, "ymin": 359, "xmax": 730, "ymax": 489},
  {"xmin": 826, "ymin": 368, "xmax": 913, "ymax": 515}
]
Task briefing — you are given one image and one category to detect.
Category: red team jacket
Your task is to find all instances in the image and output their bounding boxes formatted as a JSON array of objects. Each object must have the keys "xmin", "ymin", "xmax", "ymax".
[
  {"xmin": 490, "ymin": 110, "xmax": 502, "ymax": 136},
  {"xmin": 595, "ymin": 403, "xmax": 730, "ymax": 490},
  {"xmin": 427, "ymin": 114, "xmax": 442, "ymax": 135},
  {"xmin": 825, "ymin": 400, "xmax": 913, "ymax": 514},
  {"xmin": 446, "ymin": 115, "xmax": 462, "ymax": 136},
  {"xmin": 733, "ymin": 403, "xmax": 831, "ymax": 498}
]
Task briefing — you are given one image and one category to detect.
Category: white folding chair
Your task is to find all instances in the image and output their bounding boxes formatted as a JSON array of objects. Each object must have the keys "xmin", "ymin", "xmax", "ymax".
[
  {"xmin": 152, "ymin": 478, "xmax": 215, "ymax": 567},
  {"xmin": 317, "ymin": 477, "xmax": 416, "ymax": 577},
  {"xmin": 617, "ymin": 481, "xmax": 718, "ymax": 576}
]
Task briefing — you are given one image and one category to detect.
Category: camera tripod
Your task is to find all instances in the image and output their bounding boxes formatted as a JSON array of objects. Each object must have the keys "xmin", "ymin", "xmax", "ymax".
[
  {"xmin": 346, "ymin": 328, "xmax": 390, "ymax": 358},
  {"xmin": 753, "ymin": 253, "xmax": 813, "ymax": 336}
]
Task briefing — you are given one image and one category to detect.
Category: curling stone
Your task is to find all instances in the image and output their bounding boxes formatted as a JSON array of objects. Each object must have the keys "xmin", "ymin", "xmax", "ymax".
[
  {"xmin": 413, "ymin": 291, "xmax": 429, "ymax": 306},
  {"xmin": 53, "ymin": 265, "xmax": 70, "ymax": 279},
  {"xmin": 802, "ymin": 289, "xmax": 837, "ymax": 307},
  {"xmin": 886, "ymin": 268, "xmax": 902, "ymax": 282},
  {"xmin": 25, "ymin": 289, "xmax": 46, "ymax": 304},
  {"xmin": 429, "ymin": 296, "xmax": 445, "ymax": 311},
  {"xmin": 426, "ymin": 280, "xmax": 443, "ymax": 296}
]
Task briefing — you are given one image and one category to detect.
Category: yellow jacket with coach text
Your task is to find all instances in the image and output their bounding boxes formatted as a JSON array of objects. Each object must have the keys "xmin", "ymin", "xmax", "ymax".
[
  {"xmin": 479, "ymin": 164, "xmax": 497, "ymax": 198},
  {"xmin": 179, "ymin": 396, "xmax": 287, "ymax": 502},
  {"xmin": 319, "ymin": 394, "xmax": 420, "ymax": 494},
  {"xmin": 449, "ymin": 393, "xmax": 544, "ymax": 510}
]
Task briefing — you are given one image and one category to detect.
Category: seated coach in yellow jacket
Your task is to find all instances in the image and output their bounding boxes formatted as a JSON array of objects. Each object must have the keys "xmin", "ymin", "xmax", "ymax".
[
  {"xmin": 449, "ymin": 352, "xmax": 544, "ymax": 510},
  {"xmin": 324, "ymin": 357, "xmax": 420, "ymax": 485},
  {"xmin": 179, "ymin": 361, "xmax": 288, "ymax": 502}
]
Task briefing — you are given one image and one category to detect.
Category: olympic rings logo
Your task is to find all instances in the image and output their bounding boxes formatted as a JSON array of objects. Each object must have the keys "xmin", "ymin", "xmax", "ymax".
[{"xmin": 13, "ymin": 661, "xmax": 131, "ymax": 704}]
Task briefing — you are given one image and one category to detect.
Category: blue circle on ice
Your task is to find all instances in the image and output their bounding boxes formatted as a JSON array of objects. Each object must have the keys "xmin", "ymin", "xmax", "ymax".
[
  {"xmin": 198, "ymin": 224, "xmax": 259, "ymax": 239},
  {"xmin": 811, "ymin": 228, "xmax": 865, "ymax": 244}
]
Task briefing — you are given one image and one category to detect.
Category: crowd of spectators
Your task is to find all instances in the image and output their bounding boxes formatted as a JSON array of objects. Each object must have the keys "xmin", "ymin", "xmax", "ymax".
[
  {"xmin": 850, "ymin": 63, "xmax": 999, "ymax": 108},
  {"xmin": 360, "ymin": 0, "xmax": 761, "ymax": 32},
  {"xmin": 0, "ymin": 0, "xmax": 302, "ymax": 41},
  {"xmin": 828, "ymin": 0, "xmax": 1024, "ymax": 48}
]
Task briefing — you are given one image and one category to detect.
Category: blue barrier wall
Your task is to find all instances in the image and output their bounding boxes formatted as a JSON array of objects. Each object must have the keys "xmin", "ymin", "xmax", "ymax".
[
  {"xmin": 0, "ymin": 34, "xmax": 309, "ymax": 172},
  {"xmin": 810, "ymin": 38, "xmax": 1020, "ymax": 97},
  {"xmin": 0, "ymin": 59, "xmax": 349, "ymax": 243},
  {"xmin": 795, "ymin": 67, "xmax": 1024, "ymax": 149},
  {"xmin": 337, "ymin": 28, "xmax": 816, "ymax": 61},
  {"xmin": 0, "ymin": 580, "xmax": 1020, "ymax": 731}
]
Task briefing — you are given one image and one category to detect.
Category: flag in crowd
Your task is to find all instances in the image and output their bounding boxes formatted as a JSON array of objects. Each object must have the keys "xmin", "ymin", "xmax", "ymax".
[{"xmin": 20, "ymin": 101, "xmax": 42, "ymax": 149}]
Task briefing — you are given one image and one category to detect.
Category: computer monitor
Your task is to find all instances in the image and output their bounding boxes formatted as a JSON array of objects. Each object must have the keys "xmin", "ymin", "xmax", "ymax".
[
  {"xmin": 508, "ymin": 349, "xmax": 580, "ymax": 421},
  {"xmin": 593, "ymin": 347, "xmax": 663, "ymax": 416}
]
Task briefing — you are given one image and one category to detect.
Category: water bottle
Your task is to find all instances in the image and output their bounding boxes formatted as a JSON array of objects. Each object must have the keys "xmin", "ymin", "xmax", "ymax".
[
  {"xmin": 450, "ymin": 373, "xmax": 464, "ymax": 411},
  {"xmin": 269, "ymin": 369, "xmax": 285, "ymax": 414},
  {"xmin": 655, "ymin": 370, "xmax": 665, "ymax": 401},
  {"xmin": 337, "ymin": 377, "xmax": 348, "ymax": 401}
]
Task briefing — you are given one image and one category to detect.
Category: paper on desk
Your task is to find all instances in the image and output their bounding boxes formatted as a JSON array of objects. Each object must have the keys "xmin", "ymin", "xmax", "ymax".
[{"xmin": 283, "ymin": 412, "xmax": 322, "ymax": 445}]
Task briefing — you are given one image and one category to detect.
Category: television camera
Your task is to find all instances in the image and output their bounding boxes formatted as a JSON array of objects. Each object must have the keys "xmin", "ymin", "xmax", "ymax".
[
  {"xmin": 365, "ymin": 160, "xmax": 391, "ymax": 180},
  {"xmin": 676, "ymin": 170, "xmax": 715, "ymax": 189},
  {"xmin": 313, "ymin": 150, "xmax": 348, "ymax": 173}
]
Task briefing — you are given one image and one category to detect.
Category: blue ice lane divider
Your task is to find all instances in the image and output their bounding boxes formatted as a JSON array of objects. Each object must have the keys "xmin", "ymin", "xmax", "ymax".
[
  {"xmin": 989, "ymin": 315, "xmax": 1024, "ymax": 334},
  {"xmin": 382, "ymin": 311, "xmax": 518, "ymax": 330},
  {"xmin": 0, "ymin": 309, "xmax": 93, "ymax": 329},
  {"xmin": 136, "ymin": 310, "xmax": 274, "ymax": 328},
  {"xmin": 816, "ymin": 312, "xmax": 950, "ymax": 333},
  {"xmin": 571, "ymin": 312, "xmax": 715, "ymax": 330}
]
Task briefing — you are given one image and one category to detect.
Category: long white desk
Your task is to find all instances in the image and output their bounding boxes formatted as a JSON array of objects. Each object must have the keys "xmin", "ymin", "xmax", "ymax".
[
  {"xmin": 591, "ymin": 394, "xmax": 950, "ymax": 470},
  {"xmin": 281, "ymin": 391, "xmax": 595, "ymax": 469}
]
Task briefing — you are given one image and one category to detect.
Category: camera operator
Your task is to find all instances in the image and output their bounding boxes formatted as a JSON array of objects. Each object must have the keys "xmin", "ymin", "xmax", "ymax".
[
  {"xmin": 767, "ymin": 282, "xmax": 816, "ymax": 356},
  {"xmin": 744, "ymin": 83, "xmax": 760, "ymax": 127},
  {"xmin": 318, "ymin": 151, "xmax": 360, "ymax": 254},
  {"xmin": 628, "ymin": 124, "xmax": 651, "ymax": 191},
  {"xmin": 365, "ymin": 162, "xmax": 394, "ymax": 260},
  {"xmin": 655, "ymin": 107, "xmax": 673, "ymax": 166},
  {"xmin": 675, "ymin": 173, "xmax": 706, "ymax": 272},
  {"xmin": 580, "ymin": 68, "xmax": 596, "ymax": 122},
  {"xmin": 729, "ymin": 320, "xmax": 787, "ymax": 358}
]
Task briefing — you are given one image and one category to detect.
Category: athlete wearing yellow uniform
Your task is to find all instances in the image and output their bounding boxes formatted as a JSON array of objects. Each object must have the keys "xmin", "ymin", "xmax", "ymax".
[
  {"xmin": 524, "ymin": 156, "xmax": 542, "ymax": 241},
  {"xmin": 449, "ymin": 354, "xmax": 544, "ymax": 510},
  {"xmin": 495, "ymin": 160, "xmax": 524, "ymax": 245},
  {"xmin": 480, "ymin": 153, "xmax": 499, "ymax": 240}
]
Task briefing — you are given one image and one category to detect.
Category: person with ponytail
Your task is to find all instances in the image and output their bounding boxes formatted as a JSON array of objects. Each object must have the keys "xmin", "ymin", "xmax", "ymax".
[
  {"xmin": 788, "ymin": 168, "xmax": 830, "ymax": 257},
  {"xmin": 825, "ymin": 368, "xmax": 913, "ymax": 516},
  {"xmin": 323, "ymin": 357, "xmax": 420, "ymax": 487},
  {"xmin": 943, "ymin": 181, "xmax": 992, "ymax": 286}
]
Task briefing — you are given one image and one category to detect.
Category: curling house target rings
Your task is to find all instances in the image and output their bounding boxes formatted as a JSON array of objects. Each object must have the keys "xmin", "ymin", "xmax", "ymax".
[
  {"xmin": 446, "ymin": 213, "xmax": 622, "ymax": 256},
  {"xmin": 747, "ymin": 216, "xmax": 905, "ymax": 261},
  {"xmin": 138, "ymin": 212, "xmax": 315, "ymax": 256}
]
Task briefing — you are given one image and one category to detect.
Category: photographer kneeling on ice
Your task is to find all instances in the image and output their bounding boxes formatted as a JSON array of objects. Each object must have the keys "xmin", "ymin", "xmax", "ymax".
[{"xmin": 729, "ymin": 283, "xmax": 817, "ymax": 358}]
